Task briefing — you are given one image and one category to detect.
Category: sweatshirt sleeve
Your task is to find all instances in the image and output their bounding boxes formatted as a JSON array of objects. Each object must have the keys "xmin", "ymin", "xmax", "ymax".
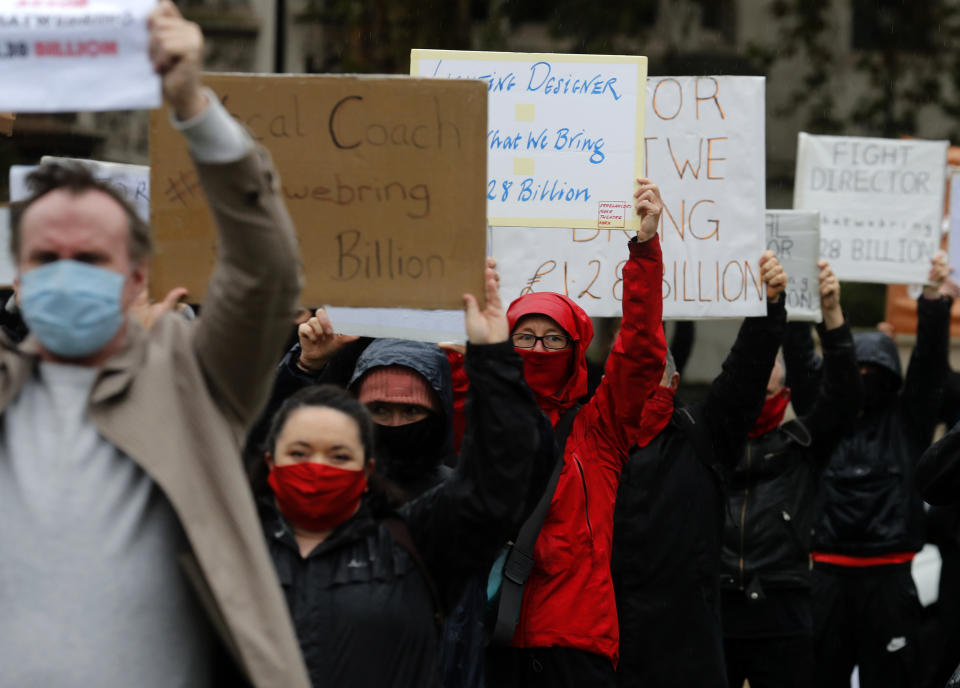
[{"xmin": 701, "ymin": 298, "xmax": 786, "ymax": 468}]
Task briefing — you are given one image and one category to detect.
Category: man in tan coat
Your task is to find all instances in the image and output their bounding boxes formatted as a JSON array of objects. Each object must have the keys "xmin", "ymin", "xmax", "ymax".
[{"xmin": 0, "ymin": 3, "xmax": 310, "ymax": 686}]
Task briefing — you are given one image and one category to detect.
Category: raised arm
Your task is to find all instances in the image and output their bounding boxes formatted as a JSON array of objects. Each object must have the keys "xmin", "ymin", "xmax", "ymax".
[
  {"xmin": 244, "ymin": 309, "xmax": 369, "ymax": 458},
  {"xmin": 797, "ymin": 261, "xmax": 861, "ymax": 459},
  {"xmin": 701, "ymin": 251, "xmax": 787, "ymax": 466},
  {"xmin": 783, "ymin": 321, "xmax": 822, "ymax": 416},
  {"xmin": 150, "ymin": 3, "xmax": 303, "ymax": 427},
  {"xmin": 400, "ymin": 261, "xmax": 542, "ymax": 609},
  {"xmin": 586, "ymin": 178, "xmax": 666, "ymax": 464},
  {"xmin": 902, "ymin": 252, "xmax": 952, "ymax": 444},
  {"xmin": 917, "ymin": 421, "xmax": 960, "ymax": 505}
]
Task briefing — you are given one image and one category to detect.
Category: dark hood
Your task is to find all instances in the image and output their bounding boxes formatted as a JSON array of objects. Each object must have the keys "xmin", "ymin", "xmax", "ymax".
[
  {"xmin": 349, "ymin": 338, "xmax": 455, "ymax": 456},
  {"xmin": 853, "ymin": 331, "xmax": 903, "ymax": 383}
]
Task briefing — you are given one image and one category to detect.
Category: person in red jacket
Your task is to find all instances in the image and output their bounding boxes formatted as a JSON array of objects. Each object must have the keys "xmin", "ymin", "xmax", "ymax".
[{"xmin": 486, "ymin": 178, "xmax": 666, "ymax": 687}]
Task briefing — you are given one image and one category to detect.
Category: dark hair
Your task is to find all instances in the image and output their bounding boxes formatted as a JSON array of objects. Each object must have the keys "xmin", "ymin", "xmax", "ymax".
[
  {"xmin": 251, "ymin": 384, "xmax": 405, "ymax": 512},
  {"xmin": 265, "ymin": 385, "xmax": 376, "ymax": 463},
  {"xmin": 9, "ymin": 161, "xmax": 153, "ymax": 264}
]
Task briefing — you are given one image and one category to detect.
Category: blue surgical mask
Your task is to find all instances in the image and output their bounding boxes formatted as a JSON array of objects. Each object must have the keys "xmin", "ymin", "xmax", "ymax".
[{"xmin": 19, "ymin": 260, "xmax": 125, "ymax": 358}]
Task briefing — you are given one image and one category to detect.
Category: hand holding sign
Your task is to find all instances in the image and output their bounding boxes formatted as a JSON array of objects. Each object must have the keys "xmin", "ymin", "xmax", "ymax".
[
  {"xmin": 759, "ymin": 251, "xmax": 787, "ymax": 303},
  {"xmin": 297, "ymin": 308, "xmax": 360, "ymax": 372},
  {"xmin": 818, "ymin": 260, "xmax": 843, "ymax": 329},
  {"xmin": 464, "ymin": 259, "xmax": 509, "ymax": 345},
  {"xmin": 634, "ymin": 177, "xmax": 663, "ymax": 244},
  {"xmin": 923, "ymin": 251, "xmax": 951, "ymax": 300},
  {"xmin": 148, "ymin": 1, "xmax": 207, "ymax": 120}
]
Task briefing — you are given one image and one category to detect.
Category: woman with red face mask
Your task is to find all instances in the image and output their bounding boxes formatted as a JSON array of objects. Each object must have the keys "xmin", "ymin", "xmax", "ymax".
[
  {"xmin": 485, "ymin": 178, "xmax": 667, "ymax": 687},
  {"xmin": 253, "ymin": 264, "xmax": 543, "ymax": 688}
]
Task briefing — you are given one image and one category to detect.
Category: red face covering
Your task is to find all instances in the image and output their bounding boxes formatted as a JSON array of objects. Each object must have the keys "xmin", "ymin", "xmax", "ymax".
[
  {"xmin": 517, "ymin": 349, "xmax": 575, "ymax": 398},
  {"xmin": 267, "ymin": 462, "xmax": 367, "ymax": 531},
  {"xmin": 749, "ymin": 388, "xmax": 791, "ymax": 438},
  {"xmin": 634, "ymin": 385, "xmax": 675, "ymax": 447},
  {"xmin": 506, "ymin": 293, "xmax": 593, "ymax": 426}
]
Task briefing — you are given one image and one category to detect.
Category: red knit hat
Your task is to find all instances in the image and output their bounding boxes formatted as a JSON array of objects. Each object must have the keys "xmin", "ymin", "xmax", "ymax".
[{"xmin": 356, "ymin": 365, "xmax": 440, "ymax": 412}]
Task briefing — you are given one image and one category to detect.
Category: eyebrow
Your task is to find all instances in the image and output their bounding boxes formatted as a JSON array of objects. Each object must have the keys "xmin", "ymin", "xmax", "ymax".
[{"xmin": 287, "ymin": 441, "xmax": 313, "ymax": 450}]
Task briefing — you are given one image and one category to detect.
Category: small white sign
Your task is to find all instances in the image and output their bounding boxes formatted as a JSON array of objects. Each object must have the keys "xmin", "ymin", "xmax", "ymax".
[
  {"xmin": 766, "ymin": 210, "xmax": 821, "ymax": 322},
  {"xmin": 0, "ymin": 0, "xmax": 161, "ymax": 112},
  {"xmin": 794, "ymin": 133, "xmax": 947, "ymax": 284}
]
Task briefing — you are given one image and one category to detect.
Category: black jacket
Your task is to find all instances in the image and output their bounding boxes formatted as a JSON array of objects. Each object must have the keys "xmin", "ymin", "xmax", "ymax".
[
  {"xmin": 783, "ymin": 296, "xmax": 951, "ymax": 557},
  {"xmin": 721, "ymin": 322, "xmax": 859, "ymax": 595},
  {"xmin": 917, "ymin": 419, "xmax": 960, "ymax": 506},
  {"xmin": 611, "ymin": 298, "xmax": 785, "ymax": 688},
  {"xmin": 261, "ymin": 341, "xmax": 540, "ymax": 688}
]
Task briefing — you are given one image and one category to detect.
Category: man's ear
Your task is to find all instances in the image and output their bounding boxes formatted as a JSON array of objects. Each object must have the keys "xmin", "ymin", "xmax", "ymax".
[
  {"xmin": 12, "ymin": 275, "xmax": 19, "ymax": 307},
  {"xmin": 122, "ymin": 263, "xmax": 149, "ymax": 310},
  {"xmin": 669, "ymin": 372, "xmax": 680, "ymax": 391}
]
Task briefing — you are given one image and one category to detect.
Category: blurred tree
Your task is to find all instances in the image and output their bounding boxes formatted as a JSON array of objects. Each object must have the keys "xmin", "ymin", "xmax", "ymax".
[
  {"xmin": 752, "ymin": 0, "xmax": 960, "ymax": 139},
  {"xmin": 299, "ymin": 0, "xmax": 475, "ymax": 73}
]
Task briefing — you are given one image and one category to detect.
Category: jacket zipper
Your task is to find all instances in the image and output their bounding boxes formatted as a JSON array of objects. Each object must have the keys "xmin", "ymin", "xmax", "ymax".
[
  {"xmin": 738, "ymin": 443, "xmax": 751, "ymax": 588},
  {"xmin": 573, "ymin": 456, "xmax": 593, "ymax": 538}
]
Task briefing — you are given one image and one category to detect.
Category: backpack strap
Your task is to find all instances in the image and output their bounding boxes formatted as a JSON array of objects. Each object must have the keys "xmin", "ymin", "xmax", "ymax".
[
  {"xmin": 491, "ymin": 403, "xmax": 582, "ymax": 645},
  {"xmin": 382, "ymin": 515, "xmax": 444, "ymax": 633}
]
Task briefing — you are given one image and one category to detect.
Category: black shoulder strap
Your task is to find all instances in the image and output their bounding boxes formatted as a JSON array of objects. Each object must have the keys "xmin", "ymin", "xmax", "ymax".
[
  {"xmin": 382, "ymin": 516, "xmax": 444, "ymax": 633},
  {"xmin": 491, "ymin": 403, "xmax": 581, "ymax": 645}
]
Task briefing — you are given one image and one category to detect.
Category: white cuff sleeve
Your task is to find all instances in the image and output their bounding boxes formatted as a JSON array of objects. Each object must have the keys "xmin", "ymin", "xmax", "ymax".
[{"xmin": 170, "ymin": 88, "xmax": 253, "ymax": 164}]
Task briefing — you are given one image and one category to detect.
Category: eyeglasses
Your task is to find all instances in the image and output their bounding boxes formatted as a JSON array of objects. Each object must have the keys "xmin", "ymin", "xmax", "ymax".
[{"xmin": 511, "ymin": 333, "xmax": 571, "ymax": 350}]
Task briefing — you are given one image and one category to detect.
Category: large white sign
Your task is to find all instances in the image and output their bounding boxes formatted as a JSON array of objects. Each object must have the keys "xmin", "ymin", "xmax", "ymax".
[
  {"xmin": 794, "ymin": 133, "xmax": 947, "ymax": 284},
  {"xmin": 494, "ymin": 76, "xmax": 767, "ymax": 318},
  {"xmin": 766, "ymin": 210, "xmax": 821, "ymax": 322},
  {"xmin": 411, "ymin": 49, "xmax": 646, "ymax": 231},
  {"xmin": 0, "ymin": 0, "xmax": 160, "ymax": 112}
]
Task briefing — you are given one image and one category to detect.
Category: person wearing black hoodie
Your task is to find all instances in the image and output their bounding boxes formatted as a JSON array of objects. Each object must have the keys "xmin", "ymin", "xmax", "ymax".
[
  {"xmin": 783, "ymin": 252, "xmax": 952, "ymax": 688},
  {"xmin": 247, "ymin": 312, "xmax": 454, "ymax": 500}
]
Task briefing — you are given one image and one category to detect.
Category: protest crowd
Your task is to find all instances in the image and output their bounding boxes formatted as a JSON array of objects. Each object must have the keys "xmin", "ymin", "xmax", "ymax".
[{"xmin": 5, "ymin": 3, "xmax": 960, "ymax": 688}]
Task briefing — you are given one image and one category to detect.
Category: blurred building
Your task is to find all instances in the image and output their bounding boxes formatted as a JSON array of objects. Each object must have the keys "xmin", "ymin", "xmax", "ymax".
[{"xmin": 4, "ymin": 0, "xmax": 956, "ymax": 383}]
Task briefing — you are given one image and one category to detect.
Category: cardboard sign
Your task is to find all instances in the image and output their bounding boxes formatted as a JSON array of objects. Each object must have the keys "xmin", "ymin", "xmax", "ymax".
[
  {"xmin": 150, "ymin": 74, "xmax": 488, "ymax": 310},
  {"xmin": 0, "ymin": 112, "xmax": 13, "ymax": 136},
  {"xmin": 766, "ymin": 210, "xmax": 821, "ymax": 322},
  {"xmin": 0, "ymin": 0, "xmax": 160, "ymax": 112},
  {"xmin": 41, "ymin": 157, "xmax": 149, "ymax": 221},
  {"xmin": 794, "ymin": 133, "xmax": 948, "ymax": 284},
  {"xmin": 494, "ymin": 76, "xmax": 767, "ymax": 319},
  {"xmin": 411, "ymin": 50, "xmax": 647, "ymax": 230}
]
